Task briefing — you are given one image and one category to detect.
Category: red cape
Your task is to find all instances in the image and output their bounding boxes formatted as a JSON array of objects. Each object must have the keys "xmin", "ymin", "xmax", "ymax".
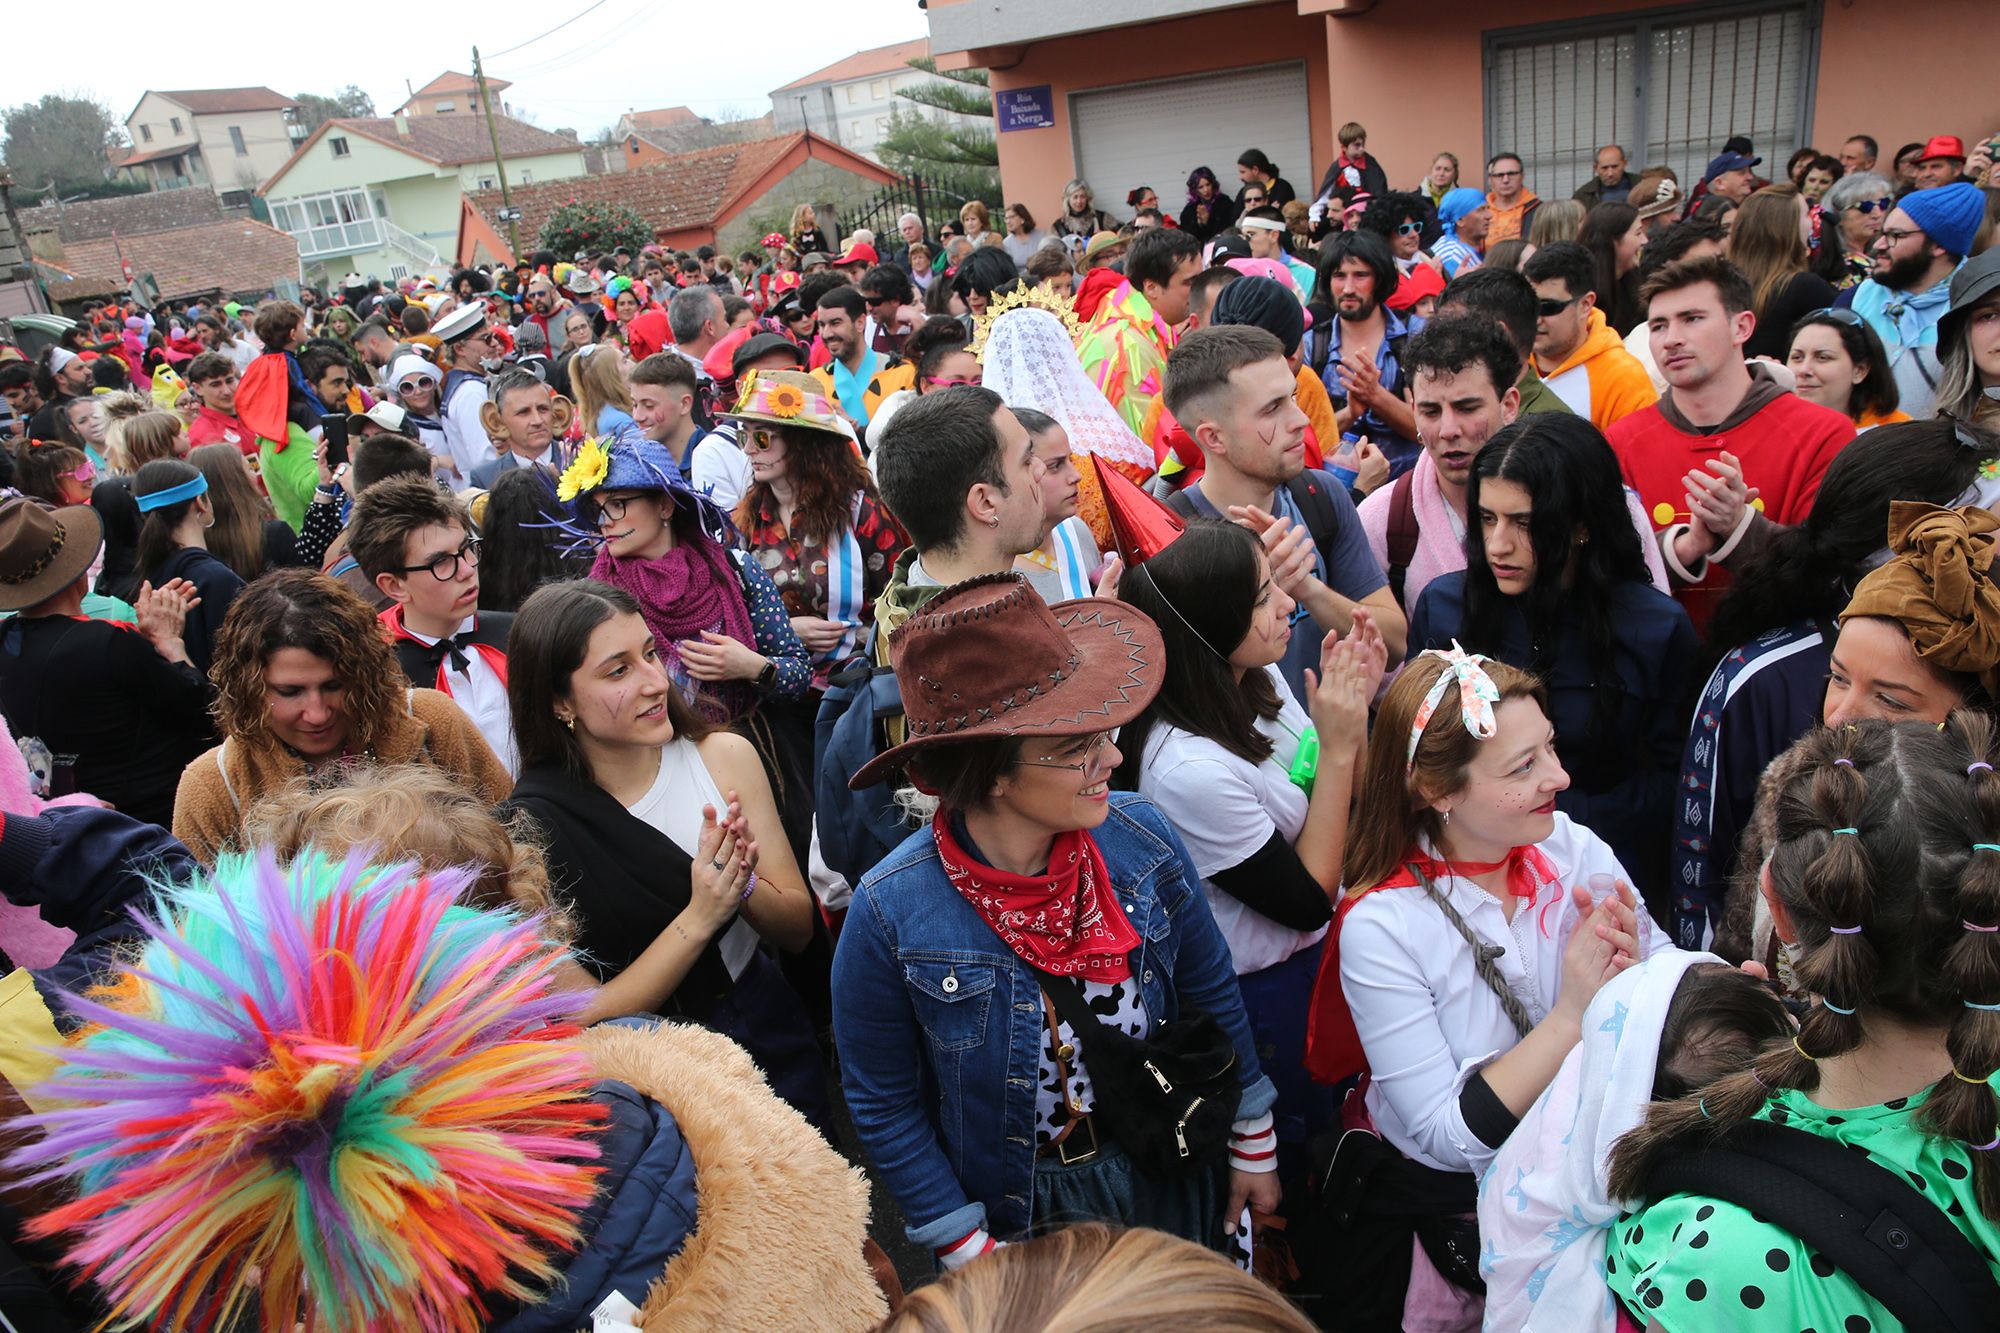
[{"xmin": 234, "ymin": 353, "xmax": 292, "ymax": 446}]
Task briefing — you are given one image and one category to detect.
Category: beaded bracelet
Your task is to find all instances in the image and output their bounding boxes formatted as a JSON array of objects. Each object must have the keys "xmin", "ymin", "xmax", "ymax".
[{"xmin": 740, "ymin": 868, "xmax": 759, "ymax": 904}]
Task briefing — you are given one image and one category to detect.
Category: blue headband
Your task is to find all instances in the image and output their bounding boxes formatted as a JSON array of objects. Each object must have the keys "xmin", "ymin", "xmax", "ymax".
[{"xmin": 135, "ymin": 473, "xmax": 208, "ymax": 513}]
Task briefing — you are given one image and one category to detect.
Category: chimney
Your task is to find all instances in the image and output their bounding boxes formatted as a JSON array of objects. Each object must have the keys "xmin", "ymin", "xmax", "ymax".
[{"xmin": 393, "ymin": 112, "xmax": 411, "ymax": 139}]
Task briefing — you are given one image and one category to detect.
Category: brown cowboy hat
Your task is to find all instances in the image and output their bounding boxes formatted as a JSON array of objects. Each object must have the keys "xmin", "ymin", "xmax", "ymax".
[
  {"xmin": 849, "ymin": 572, "xmax": 1162, "ymax": 790},
  {"xmin": 0, "ymin": 498, "xmax": 101, "ymax": 612}
]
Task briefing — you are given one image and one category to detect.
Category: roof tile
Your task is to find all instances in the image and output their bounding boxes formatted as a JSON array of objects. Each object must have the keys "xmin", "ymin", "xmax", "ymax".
[
  {"xmin": 624, "ymin": 106, "xmax": 703, "ymax": 131},
  {"xmin": 59, "ymin": 219, "xmax": 300, "ymax": 300},
  {"xmin": 17, "ymin": 190, "xmax": 225, "ymax": 243},
  {"xmin": 771, "ymin": 38, "xmax": 930, "ymax": 94},
  {"xmin": 153, "ymin": 87, "xmax": 299, "ymax": 115},
  {"xmin": 291, "ymin": 114, "xmax": 580, "ymax": 177},
  {"xmin": 467, "ymin": 134, "xmax": 804, "ymax": 241}
]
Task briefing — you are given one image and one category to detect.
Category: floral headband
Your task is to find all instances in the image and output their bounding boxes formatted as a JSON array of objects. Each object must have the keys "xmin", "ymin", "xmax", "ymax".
[{"xmin": 1407, "ymin": 642, "xmax": 1499, "ymax": 774}]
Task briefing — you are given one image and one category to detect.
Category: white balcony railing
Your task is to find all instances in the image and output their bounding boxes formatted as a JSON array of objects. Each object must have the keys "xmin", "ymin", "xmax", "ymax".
[
  {"xmin": 381, "ymin": 218, "xmax": 445, "ymax": 270},
  {"xmin": 293, "ymin": 218, "xmax": 382, "ymax": 259}
]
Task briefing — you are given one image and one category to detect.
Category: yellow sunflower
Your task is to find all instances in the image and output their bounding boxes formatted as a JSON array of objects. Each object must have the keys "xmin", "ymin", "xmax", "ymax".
[
  {"xmin": 766, "ymin": 383, "xmax": 807, "ymax": 419},
  {"xmin": 557, "ymin": 436, "xmax": 611, "ymax": 502}
]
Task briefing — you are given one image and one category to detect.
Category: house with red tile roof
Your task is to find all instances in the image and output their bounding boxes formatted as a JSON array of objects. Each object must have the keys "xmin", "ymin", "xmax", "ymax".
[
  {"xmin": 459, "ymin": 131, "xmax": 897, "ymax": 264},
  {"xmin": 120, "ymin": 88, "xmax": 305, "ymax": 203},
  {"xmin": 395, "ymin": 72, "xmax": 514, "ymax": 118},
  {"xmin": 21, "ymin": 189, "xmax": 299, "ymax": 308},
  {"xmin": 769, "ymin": 37, "xmax": 985, "ymax": 161},
  {"xmin": 259, "ymin": 112, "xmax": 594, "ymax": 287}
]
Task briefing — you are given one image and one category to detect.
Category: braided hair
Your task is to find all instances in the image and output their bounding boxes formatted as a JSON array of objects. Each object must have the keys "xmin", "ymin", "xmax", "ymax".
[{"xmin": 1609, "ymin": 715, "xmax": 2000, "ymax": 1217}]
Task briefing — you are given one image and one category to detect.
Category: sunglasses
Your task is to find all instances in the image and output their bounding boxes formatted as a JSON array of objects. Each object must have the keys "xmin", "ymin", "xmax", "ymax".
[
  {"xmin": 1806, "ymin": 307, "xmax": 1864, "ymax": 327},
  {"xmin": 1243, "ymin": 193, "xmax": 1267, "ymax": 203},
  {"xmin": 747, "ymin": 427, "xmax": 784, "ymax": 452},
  {"xmin": 923, "ymin": 375, "xmax": 982, "ymax": 389},
  {"xmin": 1396, "ymin": 221, "xmax": 1425, "ymax": 236},
  {"xmin": 1849, "ymin": 198, "xmax": 1892, "ymax": 215},
  {"xmin": 1536, "ymin": 295, "xmax": 1580, "ymax": 317},
  {"xmin": 61, "ymin": 464, "xmax": 96, "ymax": 486},
  {"xmin": 397, "ymin": 379, "xmax": 434, "ymax": 395}
]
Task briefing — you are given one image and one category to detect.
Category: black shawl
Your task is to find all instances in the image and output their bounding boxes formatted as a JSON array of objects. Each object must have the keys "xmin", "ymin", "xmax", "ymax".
[{"xmin": 504, "ymin": 762, "xmax": 736, "ymax": 1016}]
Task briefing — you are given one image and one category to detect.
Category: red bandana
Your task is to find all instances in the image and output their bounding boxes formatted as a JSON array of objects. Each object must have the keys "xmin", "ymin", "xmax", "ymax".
[
  {"xmin": 1374, "ymin": 846, "xmax": 1560, "ymax": 901},
  {"xmin": 932, "ymin": 811, "xmax": 1139, "ymax": 982}
]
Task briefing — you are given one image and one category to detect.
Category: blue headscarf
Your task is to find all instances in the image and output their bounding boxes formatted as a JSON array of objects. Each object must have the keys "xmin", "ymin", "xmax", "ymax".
[{"xmin": 1437, "ymin": 187, "xmax": 1488, "ymax": 236}]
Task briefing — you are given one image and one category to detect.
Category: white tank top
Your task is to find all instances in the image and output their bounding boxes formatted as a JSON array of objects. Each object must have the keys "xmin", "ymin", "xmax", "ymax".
[{"xmin": 625, "ymin": 736, "xmax": 758, "ymax": 980}]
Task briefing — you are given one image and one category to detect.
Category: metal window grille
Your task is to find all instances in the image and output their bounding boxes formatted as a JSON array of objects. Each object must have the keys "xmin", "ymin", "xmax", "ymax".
[{"xmin": 1485, "ymin": 1, "xmax": 1819, "ymax": 204}]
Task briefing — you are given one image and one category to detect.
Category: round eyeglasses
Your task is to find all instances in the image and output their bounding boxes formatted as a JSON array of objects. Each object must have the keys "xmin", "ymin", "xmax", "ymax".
[{"xmin": 396, "ymin": 537, "xmax": 482, "ymax": 581}]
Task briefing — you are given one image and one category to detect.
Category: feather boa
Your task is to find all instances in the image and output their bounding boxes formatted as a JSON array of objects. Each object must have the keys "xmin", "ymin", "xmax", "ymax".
[{"xmin": 11, "ymin": 850, "xmax": 605, "ymax": 1333}]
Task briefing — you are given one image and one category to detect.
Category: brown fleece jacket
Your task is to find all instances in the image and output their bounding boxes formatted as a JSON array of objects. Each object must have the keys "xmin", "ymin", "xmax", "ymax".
[
  {"xmin": 171, "ymin": 687, "xmax": 512, "ymax": 863},
  {"xmin": 575, "ymin": 1020, "xmax": 888, "ymax": 1331}
]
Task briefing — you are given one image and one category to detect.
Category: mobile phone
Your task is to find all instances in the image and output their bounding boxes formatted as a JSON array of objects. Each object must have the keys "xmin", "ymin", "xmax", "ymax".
[{"xmin": 321, "ymin": 416, "xmax": 350, "ymax": 468}]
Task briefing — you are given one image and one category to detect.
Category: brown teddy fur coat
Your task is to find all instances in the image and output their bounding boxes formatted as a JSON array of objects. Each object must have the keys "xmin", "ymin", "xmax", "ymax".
[{"xmin": 574, "ymin": 1020, "xmax": 888, "ymax": 1331}]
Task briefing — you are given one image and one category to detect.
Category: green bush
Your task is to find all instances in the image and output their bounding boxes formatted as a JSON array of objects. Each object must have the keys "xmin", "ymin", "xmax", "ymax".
[{"xmin": 537, "ymin": 199, "xmax": 653, "ymax": 257}]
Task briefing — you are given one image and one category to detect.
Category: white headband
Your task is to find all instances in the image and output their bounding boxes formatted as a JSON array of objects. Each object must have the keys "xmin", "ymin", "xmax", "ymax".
[{"xmin": 1238, "ymin": 216, "xmax": 1286, "ymax": 234}]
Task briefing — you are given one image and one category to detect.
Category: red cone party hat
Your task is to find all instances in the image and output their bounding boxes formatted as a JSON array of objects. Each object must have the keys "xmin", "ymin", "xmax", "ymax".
[{"xmin": 1097, "ymin": 459, "xmax": 1186, "ymax": 566}]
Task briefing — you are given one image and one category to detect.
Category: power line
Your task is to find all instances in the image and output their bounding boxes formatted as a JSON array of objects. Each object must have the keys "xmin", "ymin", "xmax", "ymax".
[{"xmin": 486, "ymin": 0, "xmax": 614, "ymax": 60}]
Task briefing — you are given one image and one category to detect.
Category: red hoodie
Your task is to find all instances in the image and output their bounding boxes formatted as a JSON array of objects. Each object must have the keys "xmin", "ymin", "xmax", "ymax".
[{"xmin": 1607, "ymin": 365, "xmax": 1853, "ymax": 632}]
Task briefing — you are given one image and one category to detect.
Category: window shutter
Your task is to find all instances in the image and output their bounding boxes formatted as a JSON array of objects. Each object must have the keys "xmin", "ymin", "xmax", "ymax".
[{"xmin": 1071, "ymin": 62, "xmax": 1312, "ymax": 221}]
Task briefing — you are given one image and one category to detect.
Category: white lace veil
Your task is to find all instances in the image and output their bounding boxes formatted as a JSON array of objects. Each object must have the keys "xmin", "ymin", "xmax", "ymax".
[{"xmin": 980, "ymin": 307, "xmax": 1155, "ymax": 475}]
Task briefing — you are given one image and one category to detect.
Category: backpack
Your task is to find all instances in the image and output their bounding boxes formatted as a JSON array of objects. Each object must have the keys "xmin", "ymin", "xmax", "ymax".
[
  {"xmin": 1644, "ymin": 1117, "xmax": 2000, "ymax": 1333},
  {"xmin": 813, "ymin": 629, "xmax": 916, "ymax": 888},
  {"xmin": 1383, "ymin": 470, "xmax": 1419, "ymax": 609},
  {"xmin": 1164, "ymin": 473, "xmax": 1342, "ymax": 558}
]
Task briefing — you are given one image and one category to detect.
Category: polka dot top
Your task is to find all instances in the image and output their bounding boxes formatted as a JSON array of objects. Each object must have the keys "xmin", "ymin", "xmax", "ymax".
[{"xmin": 1606, "ymin": 1085, "xmax": 2000, "ymax": 1332}]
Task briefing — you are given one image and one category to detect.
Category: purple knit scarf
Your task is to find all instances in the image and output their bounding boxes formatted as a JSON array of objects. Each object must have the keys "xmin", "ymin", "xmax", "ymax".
[{"xmin": 592, "ymin": 538, "xmax": 758, "ymax": 721}]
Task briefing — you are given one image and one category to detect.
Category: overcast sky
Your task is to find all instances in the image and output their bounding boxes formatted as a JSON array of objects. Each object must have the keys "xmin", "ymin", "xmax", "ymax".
[{"xmin": 18, "ymin": 0, "xmax": 931, "ymax": 140}]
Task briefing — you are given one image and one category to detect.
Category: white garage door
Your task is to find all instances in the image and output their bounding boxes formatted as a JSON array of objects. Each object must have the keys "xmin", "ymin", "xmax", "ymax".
[{"xmin": 1071, "ymin": 62, "xmax": 1313, "ymax": 224}]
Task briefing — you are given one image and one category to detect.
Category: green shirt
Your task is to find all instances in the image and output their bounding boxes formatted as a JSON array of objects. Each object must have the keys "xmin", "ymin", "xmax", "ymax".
[
  {"xmin": 259, "ymin": 422, "xmax": 320, "ymax": 531},
  {"xmin": 1608, "ymin": 1085, "xmax": 2000, "ymax": 1331},
  {"xmin": 1515, "ymin": 367, "xmax": 1574, "ymax": 417}
]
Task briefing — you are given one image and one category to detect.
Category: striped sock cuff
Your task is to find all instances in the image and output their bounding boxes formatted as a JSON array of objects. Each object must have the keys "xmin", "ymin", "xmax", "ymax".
[
  {"xmin": 936, "ymin": 1226, "xmax": 998, "ymax": 1270},
  {"xmin": 1230, "ymin": 1110, "xmax": 1277, "ymax": 1170}
]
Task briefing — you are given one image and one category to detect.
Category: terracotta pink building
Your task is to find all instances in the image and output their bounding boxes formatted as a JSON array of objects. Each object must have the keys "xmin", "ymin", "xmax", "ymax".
[{"xmin": 928, "ymin": 0, "xmax": 1992, "ymax": 224}]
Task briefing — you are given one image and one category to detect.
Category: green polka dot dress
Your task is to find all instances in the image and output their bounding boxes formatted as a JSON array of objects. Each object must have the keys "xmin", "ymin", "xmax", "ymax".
[{"xmin": 1606, "ymin": 1086, "xmax": 2000, "ymax": 1332}]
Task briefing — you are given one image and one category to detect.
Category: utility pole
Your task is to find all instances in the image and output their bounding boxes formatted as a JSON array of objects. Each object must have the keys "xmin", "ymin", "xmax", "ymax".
[{"xmin": 472, "ymin": 46, "xmax": 519, "ymax": 259}]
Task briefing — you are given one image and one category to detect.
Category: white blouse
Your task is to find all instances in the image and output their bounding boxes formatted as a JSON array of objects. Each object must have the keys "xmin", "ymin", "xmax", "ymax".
[
  {"xmin": 1339, "ymin": 813, "xmax": 1675, "ymax": 1174},
  {"xmin": 1137, "ymin": 664, "xmax": 1323, "ymax": 974}
]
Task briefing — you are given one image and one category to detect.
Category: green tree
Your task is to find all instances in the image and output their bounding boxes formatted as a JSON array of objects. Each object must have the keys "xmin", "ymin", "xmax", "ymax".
[
  {"xmin": 292, "ymin": 86, "xmax": 375, "ymax": 136},
  {"xmin": 538, "ymin": 199, "xmax": 653, "ymax": 257},
  {"xmin": 1, "ymin": 93, "xmax": 119, "ymax": 196},
  {"xmin": 877, "ymin": 57, "xmax": 999, "ymax": 201}
]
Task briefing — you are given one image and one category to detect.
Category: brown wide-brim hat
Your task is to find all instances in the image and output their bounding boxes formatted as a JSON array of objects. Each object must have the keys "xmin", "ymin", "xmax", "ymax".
[
  {"xmin": 0, "ymin": 499, "xmax": 101, "ymax": 612},
  {"xmin": 850, "ymin": 572, "xmax": 1162, "ymax": 790}
]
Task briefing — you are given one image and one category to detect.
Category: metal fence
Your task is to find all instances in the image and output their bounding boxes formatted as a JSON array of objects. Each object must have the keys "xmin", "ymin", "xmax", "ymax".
[{"xmin": 844, "ymin": 171, "xmax": 991, "ymax": 243}]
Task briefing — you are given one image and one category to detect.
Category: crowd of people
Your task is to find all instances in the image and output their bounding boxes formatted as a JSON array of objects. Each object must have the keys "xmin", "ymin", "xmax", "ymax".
[{"xmin": 1, "ymin": 114, "xmax": 2000, "ymax": 1331}]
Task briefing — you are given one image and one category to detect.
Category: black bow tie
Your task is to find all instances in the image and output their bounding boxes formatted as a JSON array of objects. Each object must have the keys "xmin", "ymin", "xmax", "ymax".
[{"xmin": 441, "ymin": 631, "xmax": 474, "ymax": 673}]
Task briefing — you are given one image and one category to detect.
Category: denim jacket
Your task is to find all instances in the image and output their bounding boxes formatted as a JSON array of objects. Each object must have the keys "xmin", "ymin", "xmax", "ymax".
[{"xmin": 829, "ymin": 792, "xmax": 1276, "ymax": 1248}]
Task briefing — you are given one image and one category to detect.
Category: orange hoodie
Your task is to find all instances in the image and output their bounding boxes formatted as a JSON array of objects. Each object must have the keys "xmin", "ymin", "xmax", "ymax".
[
  {"xmin": 1485, "ymin": 190, "xmax": 1540, "ymax": 246},
  {"xmin": 1537, "ymin": 307, "xmax": 1658, "ymax": 432}
]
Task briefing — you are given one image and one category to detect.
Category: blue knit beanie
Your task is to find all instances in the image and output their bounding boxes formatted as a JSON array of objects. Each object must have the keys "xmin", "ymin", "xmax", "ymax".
[{"xmin": 1899, "ymin": 182, "xmax": 1985, "ymax": 258}]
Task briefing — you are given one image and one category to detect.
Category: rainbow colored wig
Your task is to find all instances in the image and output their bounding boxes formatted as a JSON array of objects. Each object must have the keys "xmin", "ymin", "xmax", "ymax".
[{"xmin": 13, "ymin": 850, "xmax": 607, "ymax": 1332}]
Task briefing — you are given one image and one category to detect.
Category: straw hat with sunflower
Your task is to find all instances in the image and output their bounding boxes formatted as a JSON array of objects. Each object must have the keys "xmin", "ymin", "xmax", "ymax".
[{"xmin": 724, "ymin": 369, "xmax": 855, "ymax": 441}]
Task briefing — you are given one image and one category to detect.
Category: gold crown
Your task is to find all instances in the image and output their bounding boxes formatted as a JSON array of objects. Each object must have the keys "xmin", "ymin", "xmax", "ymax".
[{"xmin": 969, "ymin": 283, "xmax": 1085, "ymax": 358}]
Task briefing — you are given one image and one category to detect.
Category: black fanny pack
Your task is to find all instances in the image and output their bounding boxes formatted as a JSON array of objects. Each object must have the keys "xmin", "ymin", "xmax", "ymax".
[{"xmin": 1039, "ymin": 971, "xmax": 1239, "ymax": 1176}]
